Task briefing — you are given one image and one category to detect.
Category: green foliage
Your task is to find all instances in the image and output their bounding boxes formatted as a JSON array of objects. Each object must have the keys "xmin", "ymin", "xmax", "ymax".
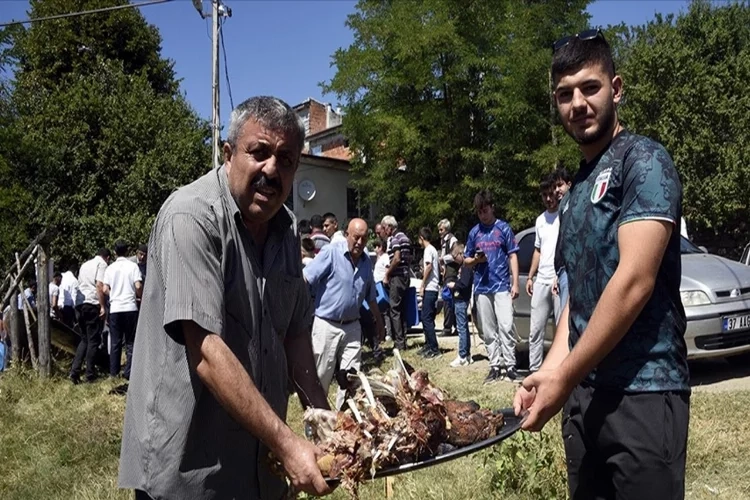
[
  {"xmin": 1, "ymin": 0, "xmax": 211, "ymax": 267},
  {"xmin": 617, "ymin": 0, "xmax": 750, "ymax": 252},
  {"xmin": 484, "ymin": 422, "xmax": 568, "ymax": 499},
  {"xmin": 324, "ymin": 0, "xmax": 590, "ymax": 238}
]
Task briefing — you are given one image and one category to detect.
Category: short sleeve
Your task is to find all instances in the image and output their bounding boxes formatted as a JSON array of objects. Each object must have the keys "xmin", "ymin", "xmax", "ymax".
[
  {"xmin": 618, "ymin": 142, "xmax": 681, "ymax": 227},
  {"xmin": 302, "ymin": 245, "xmax": 332, "ymax": 286},
  {"xmin": 103, "ymin": 267, "xmax": 112, "ymax": 287},
  {"xmin": 161, "ymin": 213, "xmax": 224, "ymax": 337},
  {"xmin": 502, "ymin": 224, "xmax": 519, "ymax": 254},
  {"xmin": 96, "ymin": 261, "xmax": 108, "ymax": 284},
  {"xmin": 464, "ymin": 229, "xmax": 476, "ymax": 258},
  {"xmin": 132, "ymin": 264, "xmax": 143, "ymax": 284},
  {"xmin": 534, "ymin": 218, "xmax": 542, "ymax": 250},
  {"xmin": 286, "ymin": 277, "xmax": 312, "ymax": 339}
]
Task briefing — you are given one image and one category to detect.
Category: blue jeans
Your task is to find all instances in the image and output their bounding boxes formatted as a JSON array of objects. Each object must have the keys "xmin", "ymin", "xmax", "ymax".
[
  {"xmin": 556, "ymin": 270, "xmax": 569, "ymax": 324},
  {"xmin": 454, "ymin": 299, "xmax": 470, "ymax": 359},
  {"xmin": 421, "ymin": 290, "xmax": 439, "ymax": 352}
]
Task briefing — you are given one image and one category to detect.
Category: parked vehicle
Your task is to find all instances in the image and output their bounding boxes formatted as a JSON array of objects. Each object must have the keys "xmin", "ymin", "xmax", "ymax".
[
  {"xmin": 741, "ymin": 242, "xmax": 750, "ymax": 266},
  {"xmin": 513, "ymin": 228, "xmax": 750, "ymax": 361}
]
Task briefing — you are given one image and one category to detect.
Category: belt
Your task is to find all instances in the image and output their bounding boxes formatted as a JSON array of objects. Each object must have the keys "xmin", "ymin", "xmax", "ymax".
[{"xmin": 321, "ymin": 316, "xmax": 359, "ymax": 325}]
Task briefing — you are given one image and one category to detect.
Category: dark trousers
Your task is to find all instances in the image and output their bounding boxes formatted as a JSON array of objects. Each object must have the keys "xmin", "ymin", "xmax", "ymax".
[
  {"xmin": 61, "ymin": 306, "xmax": 76, "ymax": 329},
  {"xmin": 387, "ymin": 274, "xmax": 409, "ymax": 350},
  {"xmin": 70, "ymin": 304, "xmax": 102, "ymax": 382},
  {"xmin": 442, "ymin": 298, "xmax": 455, "ymax": 335},
  {"xmin": 109, "ymin": 311, "xmax": 139, "ymax": 379},
  {"xmin": 135, "ymin": 490, "xmax": 153, "ymax": 500},
  {"xmin": 359, "ymin": 305, "xmax": 383, "ymax": 359},
  {"xmin": 421, "ymin": 290, "xmax": 439, "ymax": 352},
  {"xmin": 563, "ymin": 384, "xmax": 690, "ymax": 500}
]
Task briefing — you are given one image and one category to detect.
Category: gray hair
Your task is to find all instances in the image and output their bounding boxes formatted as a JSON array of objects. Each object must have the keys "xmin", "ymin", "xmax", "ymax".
[
  {"xmin": 226, "ymin": 96, "xmax": 305, "ymax": 153},
  {"xmin": 381, "ymin": 215, "xmax": 398, "ymax": 230},
  {"xmin": 438, "ymin": 218, "xmax": 451, "ymax": 231}
]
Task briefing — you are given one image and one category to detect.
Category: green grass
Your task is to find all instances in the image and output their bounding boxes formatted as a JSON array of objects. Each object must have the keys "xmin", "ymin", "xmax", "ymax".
[{"xmin": 1, "ymin": 345, "xmax": 749, "ymax": 499}]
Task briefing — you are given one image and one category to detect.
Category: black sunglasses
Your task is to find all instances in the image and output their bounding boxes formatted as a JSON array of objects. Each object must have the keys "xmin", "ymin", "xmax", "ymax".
[{"xmin": 553, "ymin": 29, "xmax": 604, "ymax": 53}]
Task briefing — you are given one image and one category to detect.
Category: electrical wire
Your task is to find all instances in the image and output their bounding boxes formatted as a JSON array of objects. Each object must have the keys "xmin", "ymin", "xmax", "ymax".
[
  {"xmin": 0, "ymin": 0, "xmax": 173, "ymax": 28},
  {"xmin": 219, "ymin": 17, "xmax": 234, "ymax": 110}
]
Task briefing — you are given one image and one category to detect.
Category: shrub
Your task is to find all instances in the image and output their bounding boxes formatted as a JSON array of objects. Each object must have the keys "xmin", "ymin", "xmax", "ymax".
[{"xmin": 483, "ymin": 420, "xmax": 568, "ymax": 499}]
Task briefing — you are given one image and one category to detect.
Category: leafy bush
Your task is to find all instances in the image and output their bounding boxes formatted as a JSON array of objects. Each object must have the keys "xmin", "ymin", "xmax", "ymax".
[{"xmin": 483, "ymin": 421, "xmax": 568, "ymax": 499}]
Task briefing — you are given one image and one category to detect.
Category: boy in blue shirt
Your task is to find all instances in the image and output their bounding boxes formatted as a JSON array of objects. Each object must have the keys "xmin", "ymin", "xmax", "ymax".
[{"xmin": 464, "ymin": 190, "xmax": 519, "ymax": 383}]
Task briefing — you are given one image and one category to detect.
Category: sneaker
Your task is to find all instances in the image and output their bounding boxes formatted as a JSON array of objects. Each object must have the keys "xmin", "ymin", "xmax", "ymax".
[
  {"xmin": 502, "ymin": 368, "xmax": 518, "ymax": 382},
  {"xmin": 483, "ymin": 367, "xmax": 502, "ymax": 384},
  {"xmin": 422, "ymin": 349, "xmax": 442, "ymax": 359},
  {"xmin": 416, "ymin": 345, "xmax": 429, "ymax": 355},
  {"xmin": 449, "ymin": 356, "xmax": 470, "ymax": 368}
]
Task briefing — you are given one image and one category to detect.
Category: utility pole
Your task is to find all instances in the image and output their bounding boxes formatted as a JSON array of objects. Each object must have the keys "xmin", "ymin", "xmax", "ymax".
[
  {"xmin": 211, "ymin": 0, "xmax": 220, "ymax": 168},
  {"xmin": 192, "ymin": 0, "xmax": 232, "ymax": 168}
]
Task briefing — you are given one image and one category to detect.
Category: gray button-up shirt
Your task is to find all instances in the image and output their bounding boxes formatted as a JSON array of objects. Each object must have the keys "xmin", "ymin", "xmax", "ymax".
[{"xmin": 119, "ymin": 166, "xmax": 311, "ymax": 500}]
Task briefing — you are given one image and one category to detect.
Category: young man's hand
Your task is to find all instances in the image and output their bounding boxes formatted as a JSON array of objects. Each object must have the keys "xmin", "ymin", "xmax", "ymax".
[
  {"xmin": 525, "ymin": 278, "xmax": 534, "ymax": 296},
  {"xmin": 514, "ymin": 369, "xmax": 573, "ymax": 432}
]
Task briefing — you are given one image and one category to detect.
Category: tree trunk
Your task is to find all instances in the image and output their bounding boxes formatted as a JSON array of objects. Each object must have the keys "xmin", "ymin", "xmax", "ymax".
[{"xmin": 37, "ymin": 245, "xmax": 51, "ymax": 377}]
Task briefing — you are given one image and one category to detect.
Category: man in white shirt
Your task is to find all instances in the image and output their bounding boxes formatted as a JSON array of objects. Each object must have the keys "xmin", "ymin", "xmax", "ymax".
[
  {"xmin": 104, "ymin": 240, "xmax": 143, "ymax": 379},
  {"xmin": 418, "ymin": 227, "xmax": 441, "ymax": 358},
  {"xmin": 60, "ymin": 266, "xmax": 81, "ymax": 329},
  {"xmin": 525, "ymin": 175, "xmax": 563, "ymax": 373},
  {"xmin": 49, "ymin": 272, "xmax": 62, "ymax": 319},
  {"xmin": 70, "ymin": 248, "xmax": 111, "ymax": 383}
]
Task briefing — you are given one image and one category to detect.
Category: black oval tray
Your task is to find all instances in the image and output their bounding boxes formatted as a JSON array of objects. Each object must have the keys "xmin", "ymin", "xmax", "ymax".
[{"xmin": 326, "ymin": 407, "xmax": 523, "ymax": 483}]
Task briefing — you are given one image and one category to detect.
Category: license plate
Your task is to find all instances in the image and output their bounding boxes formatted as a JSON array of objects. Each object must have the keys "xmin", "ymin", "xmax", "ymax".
[{"xmin": 723, "ymin": 313, "xmax": 750, "ymax": 332}]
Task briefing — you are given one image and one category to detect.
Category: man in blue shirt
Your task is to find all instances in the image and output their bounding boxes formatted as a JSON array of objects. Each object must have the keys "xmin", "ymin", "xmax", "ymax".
[
  {"xmin": 514, "ymin": 31, "xmax": 689, "ymax": 500},
  {"xmin": 464, "ymin": 190, "xmax": 520, "ymax": 384},
  {"xmin": 304, "ymin": 218, "xmax": 386, "ymax": 409}
]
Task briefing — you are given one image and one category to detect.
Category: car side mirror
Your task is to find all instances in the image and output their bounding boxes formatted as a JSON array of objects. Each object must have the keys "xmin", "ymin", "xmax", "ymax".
[{"xmin": 698, "ymin": 246, "xmax": 708, "ymax": 253}]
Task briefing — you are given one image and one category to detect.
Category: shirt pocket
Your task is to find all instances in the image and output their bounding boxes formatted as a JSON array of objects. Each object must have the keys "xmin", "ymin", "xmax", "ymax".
[{"xmin": 265, "ymin": 271, "xmax": 300, "ymax": 339}]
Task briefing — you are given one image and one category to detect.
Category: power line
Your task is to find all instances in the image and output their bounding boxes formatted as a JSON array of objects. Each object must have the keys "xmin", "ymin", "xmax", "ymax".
[
  {"xmin": 219, "ymin": 17, "xmax": 234, "ymax": 110},
  {"xmin": 0, "ymin": 0, "xmax": 173, "ymax": 28}
]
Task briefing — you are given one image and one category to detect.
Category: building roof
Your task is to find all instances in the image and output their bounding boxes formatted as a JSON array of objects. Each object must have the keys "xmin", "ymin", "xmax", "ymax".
[{"xmin": 299, "ymin": 152, "xmax": 350, "ymax": 171}]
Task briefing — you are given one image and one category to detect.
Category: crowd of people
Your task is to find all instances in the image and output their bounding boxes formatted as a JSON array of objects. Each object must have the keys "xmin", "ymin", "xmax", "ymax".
[
  {"xmin": 0, "ymin": 242, "xmax": 148, "ymax": 382},
  {"xmin": 294, "ymin": 169, "xmax": 571, "ymax": 391}
]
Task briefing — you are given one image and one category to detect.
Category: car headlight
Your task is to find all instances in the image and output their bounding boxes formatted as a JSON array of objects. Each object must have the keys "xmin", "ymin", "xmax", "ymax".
[{"xmin": 680, "ymin": 290, "xmax": 711, "ymax": 306}]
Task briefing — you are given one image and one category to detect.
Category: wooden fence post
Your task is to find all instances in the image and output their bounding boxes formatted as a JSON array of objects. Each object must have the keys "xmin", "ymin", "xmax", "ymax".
[
  {"xmin": 16, "ymin": 253, "xmax": 37, "ymax": 369},
  {"xmin": 9, "ymin": 291, "xmax": 20, "ymax": 364},
  {"xmin": 37, "ymin": 245, "xmax": 51, "ymax": 377}
]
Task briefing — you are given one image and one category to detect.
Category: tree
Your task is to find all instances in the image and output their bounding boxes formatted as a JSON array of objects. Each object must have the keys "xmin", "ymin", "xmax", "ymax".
[
  {"xmin": 4, "ymin": 0, "xmax": 211, "ymax": 266},
  {"xmin": 0, "ymin": 27, "xmax": 33, "ymax": 271},
  {"xmin": 617, "ymin": 0, "xmax": 750, "ymax": 254},
  {"xmin": 324, "ymin": 0, "xmax": 590, "ymax": 238}
]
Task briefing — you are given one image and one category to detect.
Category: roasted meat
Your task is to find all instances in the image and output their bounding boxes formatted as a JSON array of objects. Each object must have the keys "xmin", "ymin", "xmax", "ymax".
[{"xmin": 299, "ymin": 350, "xmax": 504, "ymax": 499}]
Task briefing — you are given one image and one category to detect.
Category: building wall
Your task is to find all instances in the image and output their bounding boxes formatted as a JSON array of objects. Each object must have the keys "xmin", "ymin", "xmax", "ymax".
[
  {"xmin": 308, "ymin": 100, "xmax": 328, "ymax": 136},
  {"xmin": 292, "ymin": 159, "xmax": 350, "ymax": 223}
]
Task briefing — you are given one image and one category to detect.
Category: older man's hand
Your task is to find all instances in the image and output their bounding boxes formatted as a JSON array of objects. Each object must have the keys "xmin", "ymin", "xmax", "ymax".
[{"xmin": 279, "ymin": 434, "xmax": 332, "ymax": 496}]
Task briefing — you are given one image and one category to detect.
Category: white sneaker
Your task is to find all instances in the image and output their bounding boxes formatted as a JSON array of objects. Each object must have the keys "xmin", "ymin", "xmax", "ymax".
[{"xmin": 450, "ymin": 356, "xmax": 470, "ymax": 368}]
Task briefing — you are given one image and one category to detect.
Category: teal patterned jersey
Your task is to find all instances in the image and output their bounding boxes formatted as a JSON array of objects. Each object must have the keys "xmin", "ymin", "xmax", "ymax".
[{"xmin": 559, "ymin": 130, "xmax": 689, "ymax": 392}]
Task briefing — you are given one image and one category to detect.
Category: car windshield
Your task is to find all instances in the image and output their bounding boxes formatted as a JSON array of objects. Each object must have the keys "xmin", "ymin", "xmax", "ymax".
[{"xmin": 680, "ymin": 236, "xmax": 704, "ymax": 254}]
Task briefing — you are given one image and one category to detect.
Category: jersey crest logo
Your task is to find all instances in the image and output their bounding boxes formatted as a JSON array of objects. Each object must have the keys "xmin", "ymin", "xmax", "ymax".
[{"xmin": 591, "ymin": 168, "xmax": 612, "ymax": 204}]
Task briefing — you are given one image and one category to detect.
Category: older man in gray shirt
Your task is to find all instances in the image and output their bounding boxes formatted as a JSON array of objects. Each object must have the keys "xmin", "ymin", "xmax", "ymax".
[{"xmin": 119, "ymin": 96, "xmax": 331, "ymax": 499}]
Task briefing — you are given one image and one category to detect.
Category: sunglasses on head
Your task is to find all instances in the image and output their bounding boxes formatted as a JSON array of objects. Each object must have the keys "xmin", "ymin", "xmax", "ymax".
[{"xmin": 553, "ymin": 29, "xmax": 604, "ymax": 53}]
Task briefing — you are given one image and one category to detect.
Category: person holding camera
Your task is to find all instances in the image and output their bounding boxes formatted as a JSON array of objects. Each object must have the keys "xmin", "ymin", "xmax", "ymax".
[{"xmin": 464, "ymin": 190, "xmax": 520, "ymax": 384}]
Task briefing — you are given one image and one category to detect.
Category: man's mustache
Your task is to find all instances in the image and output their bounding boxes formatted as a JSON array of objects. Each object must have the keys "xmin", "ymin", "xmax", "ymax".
[{"xmin": 251, "ymin": 174, "xmax": 281, "ymax": 193}]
